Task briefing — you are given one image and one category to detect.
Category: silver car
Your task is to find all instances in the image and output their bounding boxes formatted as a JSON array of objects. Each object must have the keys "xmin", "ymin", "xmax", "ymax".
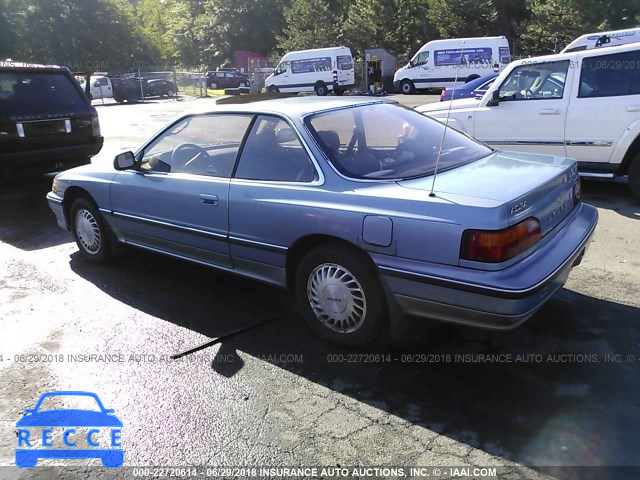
[{"xmin": 47, "ymin": 98, "xmax": 598, "ymax": 346}]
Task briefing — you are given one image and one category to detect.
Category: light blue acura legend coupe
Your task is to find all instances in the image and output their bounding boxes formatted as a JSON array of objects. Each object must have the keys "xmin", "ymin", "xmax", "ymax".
[{"xmin": 47, "ymin": 97, "xmax": 598, "ymax": 346}]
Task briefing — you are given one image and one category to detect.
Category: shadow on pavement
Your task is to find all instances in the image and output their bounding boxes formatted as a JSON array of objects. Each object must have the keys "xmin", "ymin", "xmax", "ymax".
[
  {"xmin": 69, "ymin": 248, "xmax": 640, "ymax": 478},
  {"xmin": 0, "ymin": 175, "xmax": 70, "ymax": 251},
  {"xmin": 582, "ymin": 178, "xmax": 640, "ymax": 221}
]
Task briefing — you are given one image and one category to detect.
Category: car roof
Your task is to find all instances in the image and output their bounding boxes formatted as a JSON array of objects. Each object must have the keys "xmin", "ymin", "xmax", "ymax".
[{"xmin": 188, "ymin": 96, "xmax": 398, "ymax": 119}]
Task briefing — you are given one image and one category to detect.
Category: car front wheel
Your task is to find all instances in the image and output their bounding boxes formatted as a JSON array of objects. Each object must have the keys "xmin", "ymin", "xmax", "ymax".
[
  {"xmin": 209, "ymin": 82, "xmax": 218, "ymax": 89},
  {"xmin": 400, "ymin": 80, "xmax": 414, "ymax": 95},
  {"xmin": 70, "ymin": 197, "xmax": 111, "ymax": 263},
  {"xmin": 295, "ymin": 244, "xmax": 386, "ymax": 346}
]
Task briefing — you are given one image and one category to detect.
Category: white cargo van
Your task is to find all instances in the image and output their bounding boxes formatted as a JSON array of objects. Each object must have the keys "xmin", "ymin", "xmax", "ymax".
[
  {"xmin": 561, "ymin": 27, "xmax": 640, "ymax": 53},
  {"xmin": 416, "ymin": 43, "xmax": 640, "ymax": 197},
  {"xmin": 394, "ymin": 36, "xmax": 511, "ymax": 94},
  {"xmin": 265, "ymin": 46, "xmax": 355, "ymax": 96}
]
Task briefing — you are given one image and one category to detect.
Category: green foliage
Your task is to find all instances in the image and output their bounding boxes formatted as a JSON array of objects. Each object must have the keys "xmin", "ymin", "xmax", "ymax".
[
  {"xmin": 428, "ymin": 0, "xmax": 498, "ymax": 39},
  {"xmin": 1, "ymin": 0, "xmax": 638, "ymax": 71}
]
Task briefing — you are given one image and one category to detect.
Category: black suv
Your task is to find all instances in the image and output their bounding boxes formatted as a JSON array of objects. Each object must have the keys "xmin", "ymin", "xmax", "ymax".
[{"xmin": 0, "ymin": 62, "xmax": 103, "ymax": 179}]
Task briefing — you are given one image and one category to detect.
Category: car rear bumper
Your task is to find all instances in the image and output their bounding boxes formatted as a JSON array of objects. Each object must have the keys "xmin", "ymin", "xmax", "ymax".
[
  {"xmin": 0, "ymin": 138, "xmax": 103, "ymax": 178},
  {"xmin": 376, "ymin": 203, "xmax": 598, "ymax": 329}
]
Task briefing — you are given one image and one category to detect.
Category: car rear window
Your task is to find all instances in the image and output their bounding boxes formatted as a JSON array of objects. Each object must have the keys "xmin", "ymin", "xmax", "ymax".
[
  {"xmin": 305, "ymin": 103, "xmax": 492, "ymax": 180},
  {"xmin": 0, "ymin": 71, "xmax": 88, "ymax": 115}
]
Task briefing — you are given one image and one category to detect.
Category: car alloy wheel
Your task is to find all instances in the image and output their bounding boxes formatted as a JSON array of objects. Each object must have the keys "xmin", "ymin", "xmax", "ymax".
[
  {"xmin": 167, "ymin": 89, "xmax": 175, "ymax": 97},
  {"xmin": 70, "ymin": 197, "xmax": 111, "ymax": 263},
  {"xmin": 210, "ymin": 82, "xmax": 217, "ymax": 89},
  {"xmin": 75, "ymin": 208, "xmax": 101, "ymax": 254},
  {"xmin": 295, "ymin": 244, "xmax": 385, "ymax": 346},
  {"xmin": 308, "ymin": 263, "xmax": 367, "ymax": 334}
]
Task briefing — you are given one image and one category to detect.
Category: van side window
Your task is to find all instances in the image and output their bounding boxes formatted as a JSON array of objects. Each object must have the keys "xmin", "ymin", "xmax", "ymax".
[
  {"xmin": 578, "ymin": 50, "xmax": 640, "ymax": 98},
  {"xmin": 413, "ymin": 52, "xmax": 429, "ymax": 67},
  {"xmin": 497, "ymin": 60, "xmax": 569, "ymax": 101}
]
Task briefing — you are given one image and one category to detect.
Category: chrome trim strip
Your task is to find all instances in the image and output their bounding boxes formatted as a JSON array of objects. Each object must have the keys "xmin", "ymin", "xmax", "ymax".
[
  {"xmin": 228, "ymin": 236, "xmax": 288, "ymax": 252},
  {"xmin": 485, "ymin": 140, "xmax": 613, "ymax": 147},
  {"xmin": 565, "ymin": 141, "xmax": 613, "ymax": 147},
  {"xmin": 46, "ymin": 194, "xmax": 63, "ymax": 205},
  {"xmin": 113, "ymin": 211, "xmax": 227, "ymax": 240},
  {"xmin": 579, "ymin": 171, "xmax": 615, "ymax": 179},
  {"xmin": 485, "ymin": 140, "xmax": 565, "ymax": 147},
  {"xmin": 98, "ymin": 207, "xmax": 111, "ymax": 214}
]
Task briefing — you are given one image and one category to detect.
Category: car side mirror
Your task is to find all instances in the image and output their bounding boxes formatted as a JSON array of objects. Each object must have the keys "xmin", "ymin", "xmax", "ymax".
[
  {"xmin": 114, "ymin": 151, "xmax": 137, "ymax": 170},
  {"xmin": 487, "ymin": 90, "xmax": 500, "ymax": 106}
]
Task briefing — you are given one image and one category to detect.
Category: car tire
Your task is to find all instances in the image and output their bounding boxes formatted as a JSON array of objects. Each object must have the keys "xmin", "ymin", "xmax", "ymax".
[
  {"xmin": 400, "ymin": 80, "xmax": 414, "ymax": 95},
  {"xmin": 295, "ymin": 244, "xmax": 386, "ymax": 347},
  {"xmin": 239, "ymin": 82, "xmax": 247, "ymax": 87},
  {"xmin": 628, "ymin": 153, "xmax": 640, "ymax": 199},
  {"xmin": 465, "ymin": 74, "xmax": 480, "ymax": 83},
  {"xmin": 268, "ymin": 85, "xmax": 279, "ymax": 93},
  {"xmin": 209, "ymin": 82, "xmax": 218, "ymax": 89},
  {"xmin": 314, "ymin": 82, "xmax": 328, "ymax": 96},
  {"xmin": 70, "ymin": 197, "xmax": 112, "ymax": 264},
  {"xmin": 167, "ymin": 89, "xmax": 175, "ymax": 97}
]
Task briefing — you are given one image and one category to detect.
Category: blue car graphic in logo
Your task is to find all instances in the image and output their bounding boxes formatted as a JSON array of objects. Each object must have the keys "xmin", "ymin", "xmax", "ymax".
[{"xmin": 16, "ymin": 391, "xmax": 123, "ymax": 468}]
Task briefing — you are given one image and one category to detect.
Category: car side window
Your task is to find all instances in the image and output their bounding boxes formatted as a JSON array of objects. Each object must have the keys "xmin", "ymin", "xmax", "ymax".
[
  {"xmin": 498, "ymin": 60, "xmax": 569, "ymax": 101},
  {"xmin": 234, "ymin": 115, "xmax": 317, "ymax": 183},
  {"xmin": 274, "ymin": 61, "xmax": 290, "ymax": 76},
  {"xmin": 139, "ymin": 114, "xmax": 252, "ymax": 177},
  {"xmin": 579, "ymin": 50, "xmax": 640, "ymax": 98}
]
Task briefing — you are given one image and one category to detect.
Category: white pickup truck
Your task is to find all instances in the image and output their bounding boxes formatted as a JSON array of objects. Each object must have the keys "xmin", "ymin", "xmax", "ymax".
[{"xmin": 417, "ymin": 42, "xmax": 640, "ymax": 197}]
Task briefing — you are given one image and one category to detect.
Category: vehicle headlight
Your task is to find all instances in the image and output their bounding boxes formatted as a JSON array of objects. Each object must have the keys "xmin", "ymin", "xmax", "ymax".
[{"xmin": 52, "ymin": 178, "xmax": 64, "ymax": 196}]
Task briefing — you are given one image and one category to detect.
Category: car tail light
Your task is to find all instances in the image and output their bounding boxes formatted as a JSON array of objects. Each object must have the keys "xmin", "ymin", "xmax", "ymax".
[
  {"xmin": 573, "ymin": 178, "xmax": 581, "ymax": 205},
  {"xmin": 440, "ymin": 89, "xmax": 446, "ymax": 101},
  {"xmin": 91, "ymin": 116, "xmax": 101, "ymax": 137},
  {"xmin": 460, "ymin": 218, "xmax": 541, "ymax": 263}
]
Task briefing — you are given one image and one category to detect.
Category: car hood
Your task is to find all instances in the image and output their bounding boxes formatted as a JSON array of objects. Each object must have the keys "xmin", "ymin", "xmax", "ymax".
[
  {"xmin": 416, "ymin": 97, "xmax": 482, "ymax": 113},
  {"xmin": 16, "ymin": 409, "xmax": 123, "ymax": 427}
]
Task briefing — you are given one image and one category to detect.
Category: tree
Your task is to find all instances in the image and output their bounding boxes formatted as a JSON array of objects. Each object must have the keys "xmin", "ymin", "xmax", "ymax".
[
  {"xmin": 277, "ymin": 0, "xmax": 349, "ymax": 54},
  {"xmin": 428, "ymin": 0, "xmax": 498, "ymax": 39},
  {"xmin": 196, "ymin": 0, "xmax": 286, "ymax": 67},
  {"xmin": 521, "ymin": 0, "xmax": 592, "ymax": 54}
]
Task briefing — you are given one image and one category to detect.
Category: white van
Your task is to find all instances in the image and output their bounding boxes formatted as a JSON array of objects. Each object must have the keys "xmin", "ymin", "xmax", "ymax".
[
  {"xmin": 394, "ymin": 36, "xmax": 511, "ymax": 94},
  {"xmin": 265, "ymin": 46, "xmax": 355, "ymax": 96},
  {"xmin": 561, "ymin": 27, "xmax": 640, "ymax": 53}
]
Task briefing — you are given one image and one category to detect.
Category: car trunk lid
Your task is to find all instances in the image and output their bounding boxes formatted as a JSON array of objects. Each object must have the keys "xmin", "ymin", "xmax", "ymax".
[{"xmin": 398, "ymin": 151, "xmax": 578, "ymax": 236}]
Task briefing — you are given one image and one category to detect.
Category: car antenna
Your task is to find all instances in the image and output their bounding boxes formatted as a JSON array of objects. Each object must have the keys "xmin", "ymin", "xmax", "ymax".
[{"xmin": 430, "ymin": 40, "xmax": 465, "ymax": 198}]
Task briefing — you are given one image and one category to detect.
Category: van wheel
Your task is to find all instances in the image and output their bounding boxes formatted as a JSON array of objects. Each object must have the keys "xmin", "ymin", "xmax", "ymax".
[
  {"xmin": 400, "ymin": 80, "xmax": 414, "ymax": 95},
  {"xmin": 295, "ymin": 244, "xmax": 386, "ymax": 347},
  {"xmin": 465, "ymin": 74, "xmax": 480, "ymax": 83},
  {"xmin": 628, "ymin": 153, "xmax": 640, "ymax": 199},
  {"xmin": 268, "ymin": 85, "xmax": 279, "ymax": 93},
  {"xmin": 314, "ymin": 82, "xmax": 328, "ymax": 96}
]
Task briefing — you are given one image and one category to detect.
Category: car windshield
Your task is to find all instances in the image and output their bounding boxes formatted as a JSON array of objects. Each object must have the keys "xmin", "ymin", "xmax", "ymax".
[{"xmin": 305, "ymin": 103, "xmax": 492, "ymax": 180}]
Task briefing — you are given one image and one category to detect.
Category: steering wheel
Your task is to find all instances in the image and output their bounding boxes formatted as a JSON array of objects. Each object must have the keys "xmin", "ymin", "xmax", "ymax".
[{"xmin": 171, "ymin": 143, "xmax": 208, "ymax": 168}]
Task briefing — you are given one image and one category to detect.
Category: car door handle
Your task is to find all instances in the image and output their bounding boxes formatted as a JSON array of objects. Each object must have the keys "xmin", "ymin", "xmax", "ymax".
[
  {"xmin": 626, "ymin": 106, "xmax": 640, "ymax": 112},
  {"xmin": 538, "ymin": 108, "xmax": 560, "ymax": 115},
  {"xmin": 200, "ymin": 194, "xmax": 218, "ymax": 206}
]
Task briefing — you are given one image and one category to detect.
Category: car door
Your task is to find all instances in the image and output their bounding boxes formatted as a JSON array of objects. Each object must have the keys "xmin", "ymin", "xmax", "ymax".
[
  {"xmin": 565, "ymin": 49, "xmax": 640, "ymax": 169},
  {"xmin": 110, "ymin": 114, "xmax": 253, "ymax": 268},
  {"xmin": 473, "ymin": 59, "xmax": 573, "ymax": 157},
  {"xmin": 228, "ymin": 115, "xmax": 320, "ymax": 283}
]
